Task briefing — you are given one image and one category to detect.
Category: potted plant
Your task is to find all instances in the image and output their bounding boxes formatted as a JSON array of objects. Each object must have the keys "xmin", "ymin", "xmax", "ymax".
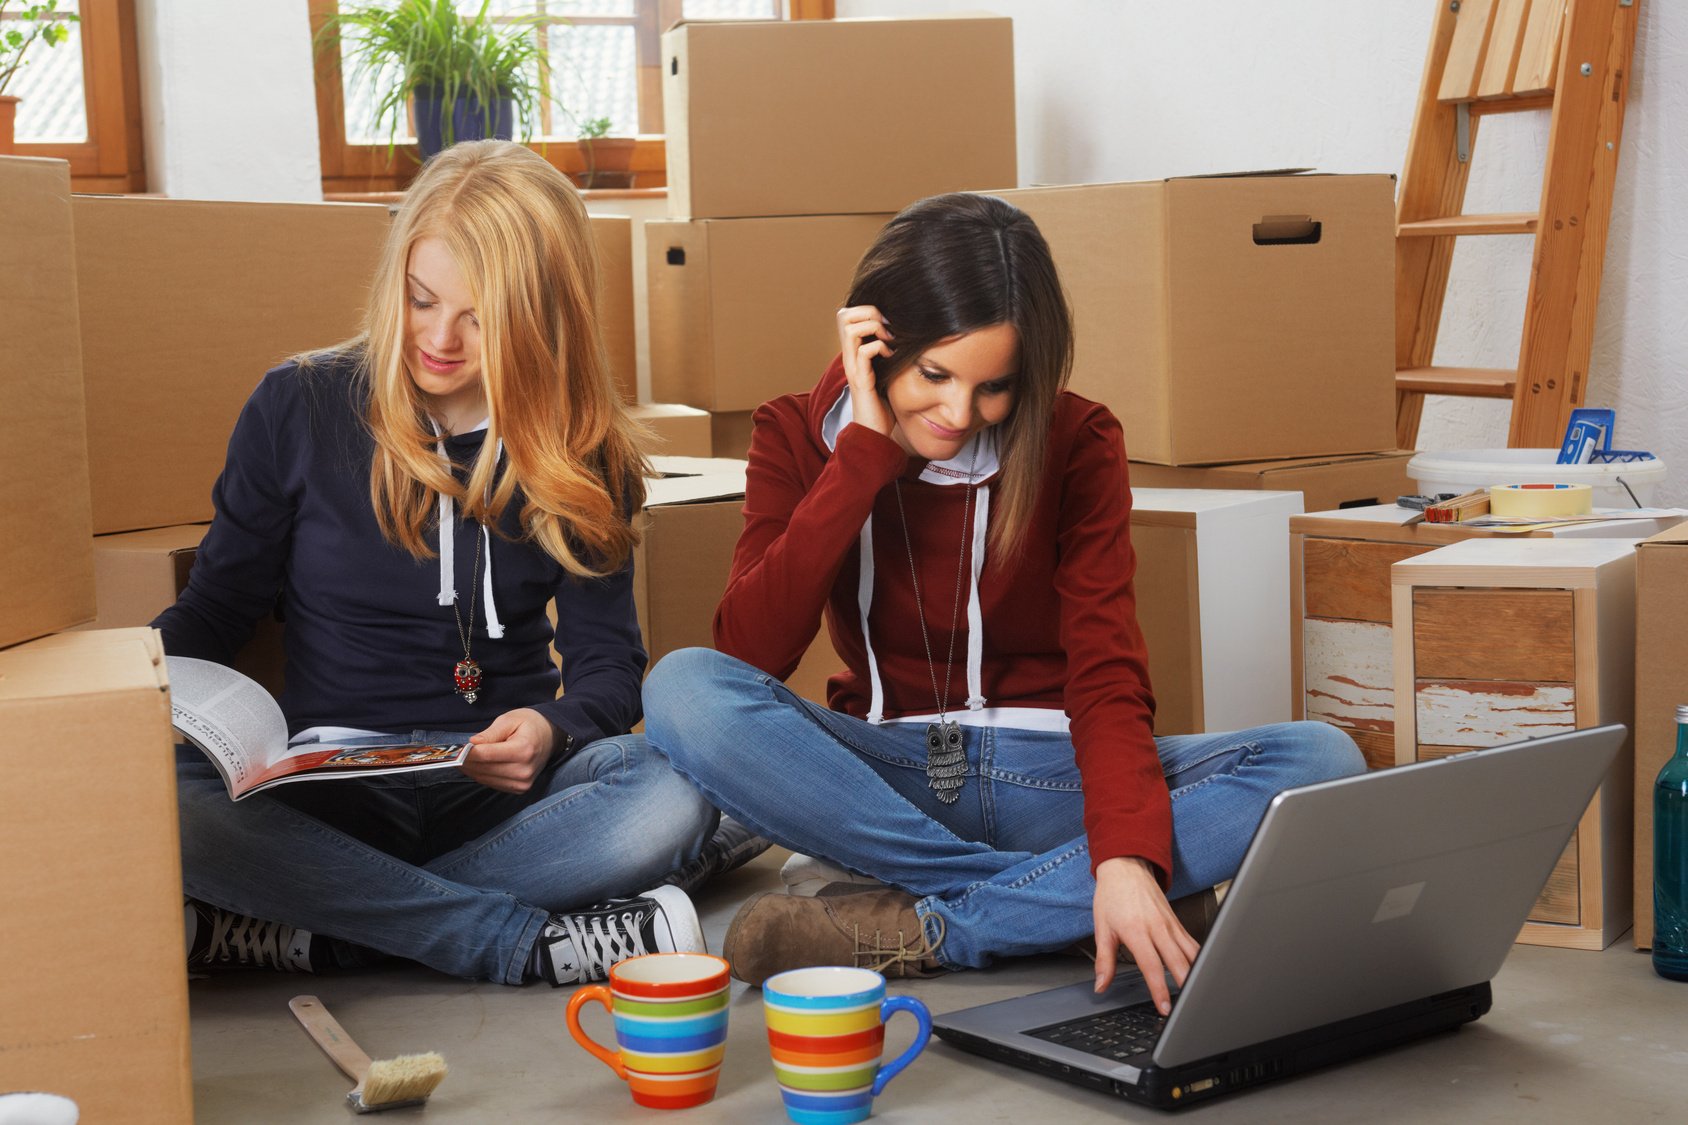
[
  {"xmin": 575, "ymin": 115, "xmax": 636, "ymax": 190},
  {"xmin": 320, "ymin": 0, "xmax": 547, "ymax": 160},
  {"xmin": 0, "ymin": 0, "xmax": 78, "ymax": 155}
]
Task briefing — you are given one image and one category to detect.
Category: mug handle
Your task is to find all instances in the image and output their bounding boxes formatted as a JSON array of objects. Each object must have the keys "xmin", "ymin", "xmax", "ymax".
[
  {"xmin": 870, "ymin": 995, "xmax": 933, "ymax": 1097},
  {"xmin": 566, "ymin": 985, "xmax": 628, "ymax": 1080}
]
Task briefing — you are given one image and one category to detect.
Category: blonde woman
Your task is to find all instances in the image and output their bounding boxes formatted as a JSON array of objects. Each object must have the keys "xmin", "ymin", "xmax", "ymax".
[{"xmin": 157, "ymin": 141, "xmax": 717, "ymax": 986}]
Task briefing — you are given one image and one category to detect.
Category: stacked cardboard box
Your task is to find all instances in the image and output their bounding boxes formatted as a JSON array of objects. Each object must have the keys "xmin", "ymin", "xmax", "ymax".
[
  {"xmin": 985, "ymin": 174, "xmax": 1406, "ymax": 498},
  {"xmin": 651, "ymin": 14, "xmax": 1017, "ymax": 458},
  {"xmin": 0, "ymin": 156, "xmax": 194, "ymax": 1123}
]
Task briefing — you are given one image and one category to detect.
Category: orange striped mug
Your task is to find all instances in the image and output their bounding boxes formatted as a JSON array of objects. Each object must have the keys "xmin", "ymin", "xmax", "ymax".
[{"xmin": 566, "ymin": 952, "xmax": 731, "ymax": 1109}]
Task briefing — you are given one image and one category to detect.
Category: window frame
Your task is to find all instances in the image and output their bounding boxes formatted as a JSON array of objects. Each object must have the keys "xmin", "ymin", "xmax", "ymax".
[
  {"xmin": 310, "ymin": 0, "xmax": 834, "ymax": 196},
  {"xmin": 6, "ymin": 0, "xmax": 145, "ymax": 193}
]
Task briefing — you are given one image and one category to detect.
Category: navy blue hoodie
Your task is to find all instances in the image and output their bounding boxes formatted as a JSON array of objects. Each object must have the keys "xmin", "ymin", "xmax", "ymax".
[{"xmin": 153, "ymin": 352, "xmax": 646, "ymax": 747}]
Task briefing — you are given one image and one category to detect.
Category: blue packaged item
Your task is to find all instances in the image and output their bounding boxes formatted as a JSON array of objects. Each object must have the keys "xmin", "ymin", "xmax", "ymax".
[{"xmin": 1558, "ymin": 408, "xmax": 1616, "ymax": 464}]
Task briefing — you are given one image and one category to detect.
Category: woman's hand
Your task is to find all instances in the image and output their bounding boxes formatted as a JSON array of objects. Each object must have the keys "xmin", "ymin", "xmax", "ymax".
[
  {"xmin": 836, "ymin": 305, "xmax": 897, "ymax": 438},
  {"xmin": 460, "ymin": 707, "xmax": 557, "ymax": 793},
  {"xmin": 1092, "ymin": 856, "xmax": 1201, "ymax": 1015}
]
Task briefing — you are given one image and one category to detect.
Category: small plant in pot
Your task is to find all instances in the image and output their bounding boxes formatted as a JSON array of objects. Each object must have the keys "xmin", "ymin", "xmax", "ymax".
[
  {"xmin": 321, "ymin": 0, "xmax": 547, "ymax": 160},
  {"xmin": 576, "ymin": 115, "xmax": 636, "ymax": 190},
  {"xmin": 0, "ymin": 0, "xmax": 79, "ymax": 154}
]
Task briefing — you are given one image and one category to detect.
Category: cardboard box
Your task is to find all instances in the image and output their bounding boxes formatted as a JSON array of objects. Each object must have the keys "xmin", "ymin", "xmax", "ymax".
[
  {"xmin": 0, "ymin": 628, "xmax": 193, "ymax": 1123},
  {"xmin": 1129, "ymin": 451, "xmax": 1416, "ymax": 515},
  {"xmin": 647, "ymin": 214, "xmax": 889, "ymax": 412},
  {"xmin": 636, "ymin": 457, "xmax": 836, "ymax": 703},
  {"xmin": 74, "ymin": 524, "xmax": 286, "ymax": 694},
  {"xmin": 1131, "ymin": 489, "xmax": 1303, "ymax": 735},
  {"xmin": 1634, "ymin": 524, "xmax": 1688, "ymax": 949},
  {"xmin": 592, "ymin": 214, "xmax": 638, "ymax": 402},
  {"xmin": 988, "ymin": 174, "xmax": 1397, "ymax": 465},
  {"xmin": 631, "ymin": 403, "xmax": 714, "ymax": 458},
  {"xmin": 710, "ymin": 409, "xmax": 755, "ymax": 459},
  {"xmin": 663, "ymin": 15, "xmax": 1016, "ymax": 219},
  {"xmin": 0, "ymin": 156, "xmax": 96, "ymax": 647},
  {"xmin": 73, "ymin": 195, "xmax": 391, "ymax": 533}
]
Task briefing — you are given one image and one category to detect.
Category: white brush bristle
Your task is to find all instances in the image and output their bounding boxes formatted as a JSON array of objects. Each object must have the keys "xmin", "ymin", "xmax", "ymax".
[{"xmin": 359, "ymin": 1052, "xmax": 448, "ymax": 1108}]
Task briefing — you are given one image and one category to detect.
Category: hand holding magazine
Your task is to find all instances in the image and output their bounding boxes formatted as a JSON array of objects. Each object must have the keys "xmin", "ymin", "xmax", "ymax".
[{"xmin": 168, "ymin": 656, "xmax": 470, "ymax": 801}]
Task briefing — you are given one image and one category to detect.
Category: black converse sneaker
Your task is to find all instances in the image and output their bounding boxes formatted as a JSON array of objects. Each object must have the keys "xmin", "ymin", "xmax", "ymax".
[
  {"xmin": 185, "ymin": 898, "xmax": 318, "ymax": 973},
  {"xmin": 532, "ymin": 885, "xmax": 706, "ymax": 987},
  {"xmin": 663, "ymin": 816, "xmax": 775, "ymax": 894}
]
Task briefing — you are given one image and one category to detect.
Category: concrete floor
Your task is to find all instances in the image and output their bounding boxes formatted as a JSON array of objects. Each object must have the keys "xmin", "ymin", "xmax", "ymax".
[{"xmin": 190, "ymin": 849, "xmax": 1686, "ymax": 1123}]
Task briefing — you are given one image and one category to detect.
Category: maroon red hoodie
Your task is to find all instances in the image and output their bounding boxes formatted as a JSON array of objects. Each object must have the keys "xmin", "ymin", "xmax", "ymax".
[{"xmin": 714, "ymin": 358, "xmax": 1170, "ymax": 885}]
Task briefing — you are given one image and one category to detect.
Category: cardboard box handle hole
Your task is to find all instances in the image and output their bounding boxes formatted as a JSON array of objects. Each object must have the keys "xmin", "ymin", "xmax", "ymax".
[{"xmin": 1252, "ymin": 216, "xmax": 1321, "ymax": 246}]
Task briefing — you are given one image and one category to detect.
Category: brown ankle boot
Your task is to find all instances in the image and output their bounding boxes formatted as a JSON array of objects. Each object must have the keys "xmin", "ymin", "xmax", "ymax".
[{"xmin": 722, "ymin": 888, "xmax": 949, "ymax": 986}]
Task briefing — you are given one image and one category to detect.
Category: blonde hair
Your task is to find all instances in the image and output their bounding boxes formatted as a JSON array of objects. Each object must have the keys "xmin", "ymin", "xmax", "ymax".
[{"xmin": 354, "ymin": 140, "xmax": 646, "ymax": 576}]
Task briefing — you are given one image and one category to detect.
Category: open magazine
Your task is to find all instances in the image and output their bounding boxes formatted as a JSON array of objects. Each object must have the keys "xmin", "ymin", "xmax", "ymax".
[{"xmin": 167, "ymin": 657, "xmax": 470, "ymax": 801}]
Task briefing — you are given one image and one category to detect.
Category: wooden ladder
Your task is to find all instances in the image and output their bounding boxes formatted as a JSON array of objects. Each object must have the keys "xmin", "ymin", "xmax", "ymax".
[{"xmin": 1394, "ymin": 0, "xmax": 1639, "ymax": 449}]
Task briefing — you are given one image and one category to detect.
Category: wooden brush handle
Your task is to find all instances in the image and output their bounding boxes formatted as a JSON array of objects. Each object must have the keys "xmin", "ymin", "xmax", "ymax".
[{"xmin": 290, "ymin": 995, "xmax": 373, "ymax": 1084}]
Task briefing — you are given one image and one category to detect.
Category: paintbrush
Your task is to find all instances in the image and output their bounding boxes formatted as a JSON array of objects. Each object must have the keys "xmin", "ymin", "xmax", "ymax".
[{"xmin": 289, "ymin": 995, "xmax": 448, "ymax": 1113}]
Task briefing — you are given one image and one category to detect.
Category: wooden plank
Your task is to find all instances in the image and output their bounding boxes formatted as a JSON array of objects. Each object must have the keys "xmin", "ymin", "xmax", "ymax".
[
  {"xmin": 1412, "ymin": 588, "xmax": 1575, "ymax": 681},
  {"xmin": 1304, "ymin": 618, "xmax": 1396, "ymax": 734},
  {"xmin": 1508, "ymin": 0, "xmax": 1639, "ymax": 446},
  {"xmin": 1439, "ymin": 0, "xmax": 1498, "ymax": 102},
  {"xmin": 1478, "ymin": 0, "xmax": 1533, "ymax": 99},
  {"xmin": 1290, "ymin": 533, "xmax": 1306, "ymax": 720},
  {"xmin": 1515, "ymin": 0, "xmax": 1568, "ymax": 95},
  {"xmin": 1348, "ymin": 727, "xmax": 1397, "ymax": 772},
  {"xmin": 1394, "ymin": 585, "xmax": 1418, "ymax": 766},
  {"xmin": 1395, "ymin": 366, "xmax": 1517, "ymax": 397},
  {"xmin": 1396, "ymin": 0, "xmax": 1478, "ymax": 448},
  {"xmin": 1304, "ymin": 538, "xmax": 1429, "ymax": 623},
  {"xmin": 1415, "ymin": 680, "xmax": 1577, "ymax": 746},
  {"xmin": 1530, "ymin": 832, "xmax": 1583, "ymax": 925},
  {"xmin": 1398, "ymin": 211, "xmax": 1539, "ymax": 236}
]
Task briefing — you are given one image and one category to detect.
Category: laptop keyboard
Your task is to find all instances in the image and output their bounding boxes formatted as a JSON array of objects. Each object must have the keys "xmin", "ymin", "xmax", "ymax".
[{"xmin": 1027, "ymin": 1003, "xmax": 1167, "ymax": 1062}]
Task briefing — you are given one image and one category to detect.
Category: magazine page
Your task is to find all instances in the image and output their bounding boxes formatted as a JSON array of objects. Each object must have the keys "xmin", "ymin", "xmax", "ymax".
[
  {"xmin": 239, "ymin": 739, "xmax": 472, "ymax": 800},
  {"xmin": 167, "ymin": 656, "xmax": 290, "ymax": 795}
]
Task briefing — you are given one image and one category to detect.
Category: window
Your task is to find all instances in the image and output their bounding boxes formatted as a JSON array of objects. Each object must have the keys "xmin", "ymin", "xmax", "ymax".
[
  {"xmin": 313, "ymin": 0, "xmax": 826, "ymax": 195},
  {"xmin": 3, "ymin": 0, "xmax": 144, "ymax": 192}
]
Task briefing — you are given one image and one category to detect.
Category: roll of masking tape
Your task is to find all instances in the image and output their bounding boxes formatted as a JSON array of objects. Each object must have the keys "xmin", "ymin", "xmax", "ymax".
[{"xmin": 1489, "ymin": 482, "xmax": 1594, "ymax": 518}]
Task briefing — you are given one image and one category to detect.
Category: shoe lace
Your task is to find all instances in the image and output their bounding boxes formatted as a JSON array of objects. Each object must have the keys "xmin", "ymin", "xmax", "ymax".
[
  {"xmin": 851, "ymin": 914, "xmax": 946, "ymax": 977},
  {"xmin": 207, "ymin": 910, "xmax": 306, "ymax": 971},
  {"xmin": 563, "ymin": 906, "xmax": 652, "ymax": 980}
]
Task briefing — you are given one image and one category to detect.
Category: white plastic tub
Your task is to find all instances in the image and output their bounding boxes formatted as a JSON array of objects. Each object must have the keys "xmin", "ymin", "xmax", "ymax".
[{"xmin": 1408, "ymin": 448, "xmax": 1666, "ymax": 508}]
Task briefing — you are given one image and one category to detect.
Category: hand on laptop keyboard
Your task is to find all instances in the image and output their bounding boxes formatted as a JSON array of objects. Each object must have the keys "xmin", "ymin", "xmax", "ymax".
[{"xmin": 1092, "ymin": 857, "xmax": 1201, "ymax": 1014}]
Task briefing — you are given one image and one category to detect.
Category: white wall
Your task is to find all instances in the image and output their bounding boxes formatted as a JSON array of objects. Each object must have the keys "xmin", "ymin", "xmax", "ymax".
[
  {"xmin": 842, "ymin": 0, "xmax": 1688, "ymax": 503},
  {"xmin": 136, "ymin": 0, "xmax": 322, "ymax": 202}
]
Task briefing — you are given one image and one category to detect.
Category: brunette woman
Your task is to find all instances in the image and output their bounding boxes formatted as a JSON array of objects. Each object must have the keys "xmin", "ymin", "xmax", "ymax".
[{"xmin": 643, "ymin": 193, "xmax": 1364, "ymax": 1013}]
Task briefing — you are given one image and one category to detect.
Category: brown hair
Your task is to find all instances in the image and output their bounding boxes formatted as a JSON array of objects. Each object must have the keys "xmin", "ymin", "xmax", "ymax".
[
  {"xmin": 334, "ymin": 140, "xmax": 647, "ymax": 576},
  {"xmin": 845, "ymin": 193, "xmax": 1073, "ymax": 562}
]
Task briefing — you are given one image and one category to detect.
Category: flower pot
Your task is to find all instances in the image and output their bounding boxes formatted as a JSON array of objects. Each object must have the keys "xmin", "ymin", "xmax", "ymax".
[
  {"xmin": 412, "ymin": 85, "xmax": 514, "ymax": 160},
  {"xmin": 0, "ymin": 95, "xmax": 19, "ymax": 155},
  {"xmin": 576, "ymin": 136, "xmax": 637, "ymax": 190}
]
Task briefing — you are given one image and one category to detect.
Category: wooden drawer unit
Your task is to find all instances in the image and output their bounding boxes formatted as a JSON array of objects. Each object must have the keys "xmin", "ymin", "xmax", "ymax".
[
  {"xmin": 1392, "ymin": 538, "xmax": 1636, "ymax": 950},
  {"xmin": 1292, "ymin": 505, "xmax": 1683, "ymax": 771}
]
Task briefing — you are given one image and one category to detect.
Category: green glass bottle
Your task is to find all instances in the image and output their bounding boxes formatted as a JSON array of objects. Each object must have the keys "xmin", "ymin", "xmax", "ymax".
[{"xmin": 1654, "ymin": 704, "xmax": 1688, "ymax": 981}]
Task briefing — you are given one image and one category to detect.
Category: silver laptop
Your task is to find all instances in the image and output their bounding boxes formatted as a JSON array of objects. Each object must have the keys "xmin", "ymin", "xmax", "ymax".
[{"xmin": 932, "ymin": 725, "xmax": 1625, "ymax": 1110}]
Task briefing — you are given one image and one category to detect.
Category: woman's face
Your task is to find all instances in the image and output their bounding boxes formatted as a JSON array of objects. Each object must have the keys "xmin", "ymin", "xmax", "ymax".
[
  {"xmin": 405, "ymin": 236, "xmax": 484, "ymax": 422},
  {"xmin": 883, "ymin": 322, "xmax": 1020, "ymax": 462}
]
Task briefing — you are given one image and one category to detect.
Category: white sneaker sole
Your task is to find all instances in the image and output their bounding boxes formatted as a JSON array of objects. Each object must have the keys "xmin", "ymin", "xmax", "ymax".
[{"xmin": 641, "ymin": 884, "xmax": 708, "ymax": 955}]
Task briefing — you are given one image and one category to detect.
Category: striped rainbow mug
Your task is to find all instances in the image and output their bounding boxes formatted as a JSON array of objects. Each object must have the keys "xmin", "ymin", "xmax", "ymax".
[
  {"xmin": 763, "ymin": 966, "xmax": 932, "ymax": 1124},
  {"xmin": 565, "ymin": 952, "xmax": 731, "ymax": 1110}
]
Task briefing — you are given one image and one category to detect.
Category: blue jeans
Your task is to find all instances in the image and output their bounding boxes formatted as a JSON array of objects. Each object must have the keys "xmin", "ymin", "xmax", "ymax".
[
  {"xmin": 175, "ymin": 733, "xmax": 716, "ymax": 984},
  {"xmin": 643, "ymin": 649, "xmax": 1366, "ymax": 970}
]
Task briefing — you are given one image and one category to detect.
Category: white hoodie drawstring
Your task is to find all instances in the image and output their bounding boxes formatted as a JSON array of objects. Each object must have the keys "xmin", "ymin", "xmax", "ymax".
[
  {"xmin": 964, "ymin": 484, "xmax": 989, "ymax": 710},
  {"xmin": 429, "ymin": 419, "xmax": 504, "ymax": 637},
  {"xmin": 859, "ymin": 519, "xmax": 886, "ymax": 724}
]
